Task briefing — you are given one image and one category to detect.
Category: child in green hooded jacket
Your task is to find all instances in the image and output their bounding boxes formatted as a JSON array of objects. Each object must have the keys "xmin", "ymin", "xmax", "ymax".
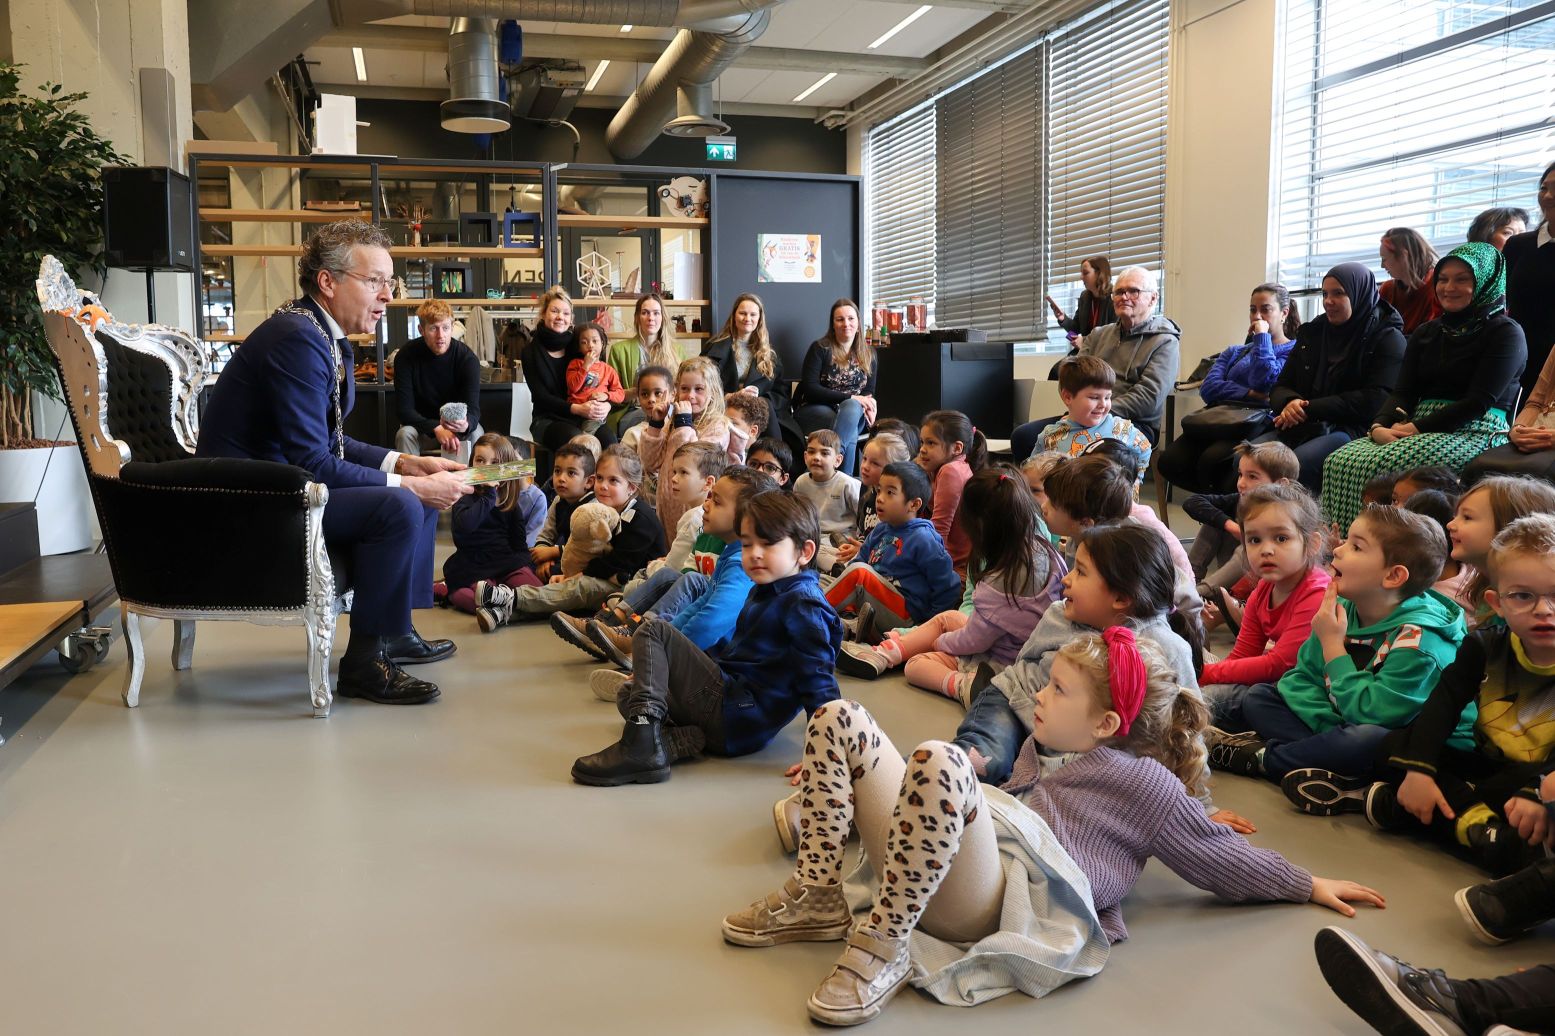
[{"xmin": 1209, "ymin": 504, "xmax": 1469, "ymax": 782}]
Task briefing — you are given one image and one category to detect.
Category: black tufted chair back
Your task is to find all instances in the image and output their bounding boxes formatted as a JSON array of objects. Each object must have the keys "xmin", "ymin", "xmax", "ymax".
[{"xmin": 95, "ymin": 330, "xmax": 189, "ymax": 464}]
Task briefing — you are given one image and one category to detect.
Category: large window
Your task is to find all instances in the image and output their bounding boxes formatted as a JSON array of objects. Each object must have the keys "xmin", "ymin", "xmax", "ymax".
[
  {"xmin": 1275, "ymin": 0, "xmax": 1555, "ymax": 288},
  {"xmin": 864, "ymin": 0, "xmax": 1169, "ymax": 347}
]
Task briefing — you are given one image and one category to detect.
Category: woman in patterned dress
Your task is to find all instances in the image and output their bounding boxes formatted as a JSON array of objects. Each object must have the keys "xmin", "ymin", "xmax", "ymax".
[{"xmin": 1321, "ymin": 243, "xmax": 1527, "ymax": 534}]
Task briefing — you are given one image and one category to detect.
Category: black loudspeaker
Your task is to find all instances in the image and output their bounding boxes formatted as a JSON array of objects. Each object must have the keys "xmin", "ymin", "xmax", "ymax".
[{"xmin": 103, "ymin": 166, "xmax": 194, "ymax": 271}]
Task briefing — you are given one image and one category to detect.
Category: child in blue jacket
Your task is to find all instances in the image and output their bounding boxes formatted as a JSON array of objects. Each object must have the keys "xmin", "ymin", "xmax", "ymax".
[
  {"xmin": 824, "ymin": 461, "xmax": 961, "ymax": 632},
  {"xmin": 572, "ymin": 491, "xmax": 842, "ymax": 786},
  {"xmin": 555, "ymin": 466, "xmax": 778, "ymax": 669}
]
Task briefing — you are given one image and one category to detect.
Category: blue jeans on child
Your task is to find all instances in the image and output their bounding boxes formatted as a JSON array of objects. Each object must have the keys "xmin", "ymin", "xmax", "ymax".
[
  {"xmin": 952, "ymin": 683, "xmax": 1029, "ymax": 786},
  {"xmin": 1239, "ymin": 682, "xmax": 1391, "ymax": 779},
  {"xmin": 622, "ymin": 567, "xmax": 713, "ymax": 623}
]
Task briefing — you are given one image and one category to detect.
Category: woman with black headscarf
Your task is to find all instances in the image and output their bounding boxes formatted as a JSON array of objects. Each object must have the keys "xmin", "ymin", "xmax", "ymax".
[
  {"xmin": 1258, "ymin": 262, "xmax": 1407, "ymax": 492},
  {"xmin": 1321, "ymin": 243, "xmax": 1527, "ymax": 533}
]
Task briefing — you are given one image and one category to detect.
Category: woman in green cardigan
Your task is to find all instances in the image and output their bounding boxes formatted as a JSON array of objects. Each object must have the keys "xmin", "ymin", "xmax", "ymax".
[{"xmin": 606, "ymin": 293, "xmax": 682, "ymax": 433}]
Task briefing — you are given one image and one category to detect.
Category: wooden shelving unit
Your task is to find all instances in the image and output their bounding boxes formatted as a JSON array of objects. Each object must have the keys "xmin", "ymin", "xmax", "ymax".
[
  {"xmin": 199, "ymin": 207, "xmax": 367, "ymax": 223},
  {"xmin": 556, "ymin": 213, "xmax": 709, "ymax": 231},
  {"xmin": 200, "ymin": 243, "xmax": 542, "ymax": 258},
  {"xmin": 572, "ymin": 297, "xmax": 710, "ymax": 308}
]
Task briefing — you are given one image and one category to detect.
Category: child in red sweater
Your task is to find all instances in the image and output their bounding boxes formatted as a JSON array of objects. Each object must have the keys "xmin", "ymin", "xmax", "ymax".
[
  {"xmin": 566, "ymin": 323, "xmax": 626, "ymax": 434},
  {"xmin": 1200, "ymin": 481, "xmax": 1330, "ymax": 725},
  {"xmin": 917, "ymin": 409, "xmax": 985, "ymax": 576}
]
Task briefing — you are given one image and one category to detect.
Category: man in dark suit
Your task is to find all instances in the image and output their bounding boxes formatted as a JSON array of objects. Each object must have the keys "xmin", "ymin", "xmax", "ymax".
[{"xmin": 198, "ymin": 220, "xmax": 470, "ymax": 705}]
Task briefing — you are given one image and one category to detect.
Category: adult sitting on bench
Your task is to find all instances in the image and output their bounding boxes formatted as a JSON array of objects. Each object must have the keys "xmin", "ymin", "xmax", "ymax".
[{"xmin": 393, "ymin": 298, "xmax": 483, "ymax": 464}]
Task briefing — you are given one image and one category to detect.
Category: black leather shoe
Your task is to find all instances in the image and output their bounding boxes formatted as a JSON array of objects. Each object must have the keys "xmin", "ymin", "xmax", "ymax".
[
  {"xmin": 384, "ymin": 630, "xmax": 456, "ymax": 665},
  {"xmin": 572, "ymin": 720, "xmax": 671, "ymax": 786},
  {"xmin": 336, "ymin": 654, "xmax": 441, "ymax": 705}
]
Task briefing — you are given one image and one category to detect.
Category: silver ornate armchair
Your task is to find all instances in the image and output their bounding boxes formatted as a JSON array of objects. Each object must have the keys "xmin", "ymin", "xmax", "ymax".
[{"xmin": 36, "ymin": 256, "xmax": 348, "ymax": 717}]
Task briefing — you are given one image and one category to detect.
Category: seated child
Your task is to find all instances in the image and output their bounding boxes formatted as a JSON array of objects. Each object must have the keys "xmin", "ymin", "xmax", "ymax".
[
  {"xmin": 567, "ymin": 432, "xmax": 603, "ymax": 462},
  {"xmin": 1210, "ymin": 504, "xmax": 1467, "ymax": 783},
  {"xmin": 1286, "ymin": 515, "xmax": 1555, "ymax": 876},
  {"xmin": 837, "ymin": 466, "xmax": 1065, "ymax": 703},
  {"xmin": 869, "ymin": 416, "xmax": 919, "ymax": 459},
  {"xmin": 723, "ymin": 392, "xmax": 770, "ymax": 466},
  {"xmin": 553, "ymin": 441, "xmax": 722, "ymax": 654},
  {"xmin": 1198, "ymin": 482, "xmax": 1331, "ymax": 725},
  {"xmin": 620, "ymin": 365, "xmax": 675, "ymax": 469},
  {"xmin": 722, "ymin": 637, "xmax": 1378, "ymax": 1027},
  {"xmin": 745, "ymin": 436, "xmax": 792, "ymax": 490},
  {"xmin": 1019, "ymin": 451, "xmax": 1065, "ymax": 548},
  {"xmin": 438, "ymin": 433, "xmax": 545, "ymax": 614},
  {"xmin": 638, "ymin": 356, "xmax": 731, "ymax": 533},
  {"xmin": 833, "ymin": 431, "xmax": 912, "ymax": 570},
  {"xmin": 793, "ymin": 429, "xmax": 861, "ymax": 574},
  {"xmin": 475, "ymin": 445, "xmax": 666, "ymax": 631},
  {"xmin": 565, "ymin": 323, "xmax": 626, "ymax": 434},
  {"xmin": 955, "ymin": 522, "xmax": 1204, "ymax": 786},
  {"xmin": 1362, "ymin": 470, "xmax": 1400, "ymax": 509},
  {"xmin": 571, "ymin": 491, "xmax": 842, "ymax": 785},
  {"xmin": 1390, "ymin": 463, "xmax": 1462, "ymax": 507},
  {"xmin": 918, "ymin": 410, "xmax": 986, "ymax": 577},
  {"xmin": 1037, "ymin": 355, "xmax": 1153, "ymax": 479},
  {"xmin": 1446, "ymin": 475, "xmax": 1555, "ymax": 628},
  {"xmin": 574, "ymin": 466, "xmax": 777, "ymax": 671},
  {"xmin": 1045, "ymin": 452, "xmax": 1202, "ymax": 626},
  {"xmin": 824, "ymin": 461, "xmax": 961, "ymax": 637},
  {"xmin": 1403, "ymin": 489, "xmax": 1474, "ymax": 611},
  {"xmin": 1182, "ymin": 439, "xmax": 1299, "ymax": 598},
  {"xmin": 528, "ymin": 442, "xmax": 596, "ymax": 581}
]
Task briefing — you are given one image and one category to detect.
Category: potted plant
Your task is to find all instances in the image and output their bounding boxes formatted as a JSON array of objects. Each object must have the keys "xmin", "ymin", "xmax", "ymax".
[{"xmin": 0, "ymin": 63, "xmax": 124, "ymax": 554}]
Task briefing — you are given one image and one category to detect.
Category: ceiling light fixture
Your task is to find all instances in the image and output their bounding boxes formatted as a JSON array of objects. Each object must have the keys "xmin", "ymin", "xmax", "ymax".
[
  {"xmin": 352, "ymin": 46, "xmax": 368, "ymax": 82},
  {"xmin": 792, "ymin": 72, "xmax": 837, "ymax": 103},
  {"xmin": 620, "ymin": 23, "xmax": 634, "ymax": 32},
  {"xmin": 868, "ymin": 5, "xmax": 932, "ymax": 49},
  {"xmin": 585, "ymin": 59, "xmax": 611, "ymax": 92}
]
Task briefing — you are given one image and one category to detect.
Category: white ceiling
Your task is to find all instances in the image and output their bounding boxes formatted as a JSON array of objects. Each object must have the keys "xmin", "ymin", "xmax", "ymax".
[{"xmin": 305, "ymin": 2, "xmax": 990, "ymax": 110}]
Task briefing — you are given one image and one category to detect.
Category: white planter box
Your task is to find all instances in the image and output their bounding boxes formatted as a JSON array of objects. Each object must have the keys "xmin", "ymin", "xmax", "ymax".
[{"xmin": 0, "ymin": 445, "xmax": 93, "ymax": 555}]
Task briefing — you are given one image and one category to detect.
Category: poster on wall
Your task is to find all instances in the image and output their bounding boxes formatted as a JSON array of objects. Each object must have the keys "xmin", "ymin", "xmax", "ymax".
[{"xmin": 757, "ymin": 233, "xmax": 822, "ymax": 283}]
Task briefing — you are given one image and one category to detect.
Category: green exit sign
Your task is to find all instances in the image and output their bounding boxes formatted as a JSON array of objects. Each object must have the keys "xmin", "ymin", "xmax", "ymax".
[{"xmin": 706, "ymin": 136, "xmax": 737, "ymax": 162}]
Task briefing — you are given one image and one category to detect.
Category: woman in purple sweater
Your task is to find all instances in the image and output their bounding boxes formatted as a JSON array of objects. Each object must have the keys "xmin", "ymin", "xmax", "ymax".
[{"xmin": 720, "ymin": 628, "xmax": 1383, "ymax": 1026}]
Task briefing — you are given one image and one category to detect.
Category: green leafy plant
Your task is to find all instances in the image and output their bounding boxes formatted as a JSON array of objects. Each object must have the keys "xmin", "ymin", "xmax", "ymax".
[{"xmin": 0, "ymin": 62, "xmax": 125, "ymax": 449}]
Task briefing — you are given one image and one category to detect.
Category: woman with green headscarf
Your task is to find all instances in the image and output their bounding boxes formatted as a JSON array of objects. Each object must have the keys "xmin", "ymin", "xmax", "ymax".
[{"xmin": 1321, "ymin": 242, "xmax": 1527, "ymax": 534}]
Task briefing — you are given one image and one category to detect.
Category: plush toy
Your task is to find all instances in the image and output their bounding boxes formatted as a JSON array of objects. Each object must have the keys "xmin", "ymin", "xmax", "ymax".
[
  {"xmin": 657, "ymin": 176, "xmax": 708, "ymax": 218},
  {"xmin": 562, "ymin": 501, "xmax": 621, "ymax": 578}
]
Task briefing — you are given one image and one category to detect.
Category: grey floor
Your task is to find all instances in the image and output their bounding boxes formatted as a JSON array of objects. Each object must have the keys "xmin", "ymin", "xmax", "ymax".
[{"xmin": 0, "ymin": 531, "xmax": 1549, "ymax": 1035}]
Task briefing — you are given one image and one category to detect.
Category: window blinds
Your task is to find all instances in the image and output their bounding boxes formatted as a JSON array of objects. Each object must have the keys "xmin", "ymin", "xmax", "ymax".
[
  {"xmin": 1276, "ymin": 0, "xmax": 1555, "ymax": 289},
  {"xmin": 864, "ymin": 102, "xmax": 936, "ymax": 323},
  {"xmin": 863, "ymin": 0, "xmax": 1169, "ymax": 343},
  {"xmin": 1046, "ymin": 0, "xmax": 1170, "ymax": 310}
]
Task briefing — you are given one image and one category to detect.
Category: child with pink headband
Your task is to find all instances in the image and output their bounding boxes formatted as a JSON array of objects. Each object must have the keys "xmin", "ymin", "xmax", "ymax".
[{"xmin": 719, "ymin": 627, "xmax": 1384, "ymax": 1027}]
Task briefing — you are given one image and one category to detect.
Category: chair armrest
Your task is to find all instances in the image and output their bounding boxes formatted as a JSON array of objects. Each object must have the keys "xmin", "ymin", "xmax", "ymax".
[
  {"xmin": 120, "ymin": 457, "xmax": 314, "ymax": 493},
  {"xmin": 93, "ymin": 465, "xmax": 321, "ymax": 611}
]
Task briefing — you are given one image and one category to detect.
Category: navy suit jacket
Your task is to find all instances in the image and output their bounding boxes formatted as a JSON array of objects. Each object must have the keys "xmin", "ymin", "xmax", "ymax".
[{"xmin": 198, "ymin": 295, "xmax": 392, "ymax": 488}]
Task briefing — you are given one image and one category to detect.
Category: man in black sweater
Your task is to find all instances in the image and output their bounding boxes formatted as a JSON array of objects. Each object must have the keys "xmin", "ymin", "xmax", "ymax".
[{"xmin": 394, "ymin": 298, "xmax": 482, "ymax": 461}]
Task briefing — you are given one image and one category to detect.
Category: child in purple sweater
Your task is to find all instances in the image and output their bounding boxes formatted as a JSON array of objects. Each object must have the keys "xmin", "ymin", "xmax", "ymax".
[{"xmin": 721, "ymin": 628, "xmax": 1383, "ymax": 1026}]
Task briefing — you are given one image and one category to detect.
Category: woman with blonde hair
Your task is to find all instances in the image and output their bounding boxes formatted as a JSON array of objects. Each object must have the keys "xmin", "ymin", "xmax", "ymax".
[
  {"xmin": 607, "ymin": 293, "xmax": 680, "ymax": 432},
  {"xmin": 702, "ymin": 291, "xmax": 799, "ymax": 442},
  {"xmin": 794, "ymin": 298, "xmax": 877, "ymax": 474},
  {"xmin": 520, "ymin": 285, "xmax": 619, "ymax": 448}
]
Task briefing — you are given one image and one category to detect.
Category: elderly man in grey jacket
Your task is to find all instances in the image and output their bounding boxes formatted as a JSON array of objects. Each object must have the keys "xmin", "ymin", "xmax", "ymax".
[{"xmin": 1012, "ymin": 265, "xmax": 1182, "ymax": 457}]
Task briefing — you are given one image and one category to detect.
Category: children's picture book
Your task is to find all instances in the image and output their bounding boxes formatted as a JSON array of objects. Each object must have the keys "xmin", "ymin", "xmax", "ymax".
[{"xmin": 463, "ymin": 459, "xmax": 535, "ymax": 486}]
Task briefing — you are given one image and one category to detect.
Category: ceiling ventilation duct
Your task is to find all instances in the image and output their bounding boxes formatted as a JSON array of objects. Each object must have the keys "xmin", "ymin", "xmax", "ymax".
[
  {"xmin": 441, "ymin": 17, "xmax": 511, "ymax": 133},
  {"xmin": 662, "ymin": 81, "xmax": 728, "ymax": 137}
]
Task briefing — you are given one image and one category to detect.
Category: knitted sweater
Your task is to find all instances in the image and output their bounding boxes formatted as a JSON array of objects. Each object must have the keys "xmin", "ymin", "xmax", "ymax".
[
  {"xmin": 934, "ymin": 542, "xmax": 1067, "ymax": 667},
  {"xmin": 1201, "ymin": 567, "xmax": 1330, "ymax": 686},
  {"xmin": 1199, "ymin": 332, "xmax": 1295, "ymax": 405},
  {"xmin": 1003, "ymin": 745, "xmax": 1314, "ymax": 943},
  {"xmin": 636, "ymin": 411, "xmax": 732, "ymax": 533}
]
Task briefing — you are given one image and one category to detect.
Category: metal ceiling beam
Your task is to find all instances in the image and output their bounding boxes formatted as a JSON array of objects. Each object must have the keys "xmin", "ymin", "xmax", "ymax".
[
  {"xmin": 318, "ymin": 25, "xmax": 928, "ymax": 74},
  {"xmin": 315, "ymin": 81, "xmax": 817, "ymax": 116}
]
